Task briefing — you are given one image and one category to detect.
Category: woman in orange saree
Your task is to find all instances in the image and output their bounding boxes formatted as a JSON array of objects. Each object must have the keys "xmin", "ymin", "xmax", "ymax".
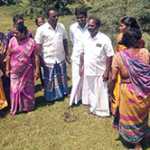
[
  {"xmin": 0, "ymin": 77, "xmax": 7, "ymax": 110},
  {"xmin": 112, "ymin": 16, "xmax": 145, "ymax": 129},
  {"xmin": 109, "ymin": 28, "xmax": 150, "ymax": 150},
  {"xmin": 0, "ymin": 32, "xmax": 8, "ymax": 111}
]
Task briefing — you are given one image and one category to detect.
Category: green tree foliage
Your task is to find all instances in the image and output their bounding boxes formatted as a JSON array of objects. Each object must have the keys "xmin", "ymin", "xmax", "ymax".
[
  {"xmin": 19, "ymin": 0, "xmax": 74, "ymax": 17},
  {"xmin": 83, "ymin": 0, "xmax": 150, "ymax": 33},
  {"xmin": 3, "ymin": 0, "xmax": 149, "ymax": 48},
  {"xmin": 0, "ymin": 0, "xmax": 19, "ymax": 5},
  {"xmin": 76, "ymin": 0, "xmax": 150, "ymax": 47}
]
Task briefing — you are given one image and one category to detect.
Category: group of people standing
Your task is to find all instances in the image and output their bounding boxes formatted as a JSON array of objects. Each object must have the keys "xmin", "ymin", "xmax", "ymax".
[
  {"xmin": 70, "ymin": 8, "xmax": 150, "ymax": 149},
  {"xmin": 70, "ymin": 9, "xmax": 113, "ymax": 118},
  {"xmin": 0, "ymin": 7, "xmax": 150, "ymax": 150}
]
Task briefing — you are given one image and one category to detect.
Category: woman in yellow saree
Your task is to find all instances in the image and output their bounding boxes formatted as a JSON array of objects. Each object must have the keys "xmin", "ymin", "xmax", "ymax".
[
  {"xmin": 112, "ymin": 16, "xmax": 145, "ymax": 128},
  {"xmin": 0, "ymin": 32, "xmax": 8, "ymax": 111},
  {"xmin": 109, "ymin": 28, "xmax": 150, "ymax": 150},
  {"xmin": 0, "ymin": 76, "xmax": 7, "ymax": 110}
]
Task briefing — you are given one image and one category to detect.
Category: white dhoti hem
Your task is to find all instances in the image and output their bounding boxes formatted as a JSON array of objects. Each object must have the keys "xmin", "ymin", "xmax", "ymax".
[
  {"xmin": 69, "ymin": 62, "xmax": 83, "ymax": 106},
  {"xmin": 82, "ymin": 75, "xmax": 90, "ymax": 105},
  {"xmin": 82, "ymin": 76, "xmax": 110, "ymax": 117}
]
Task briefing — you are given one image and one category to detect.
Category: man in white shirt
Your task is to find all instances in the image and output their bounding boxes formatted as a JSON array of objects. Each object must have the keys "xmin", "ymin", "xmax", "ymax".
[
  {"xmin": 80, "ymin": 17, "xmax": 114, "ymax": 117},
  {"xmin": 69, "ymin": 7, "xmax": 88, "ymax": 106},
  {"xmin": 35, "ymin": 8, "xmax": 70, "ymax": 102}
]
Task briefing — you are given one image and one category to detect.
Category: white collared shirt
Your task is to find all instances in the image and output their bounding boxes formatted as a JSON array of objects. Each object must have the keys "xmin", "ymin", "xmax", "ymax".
[
  {"xmin": 69, "ymin": 22, "xmax": 88, "ymax": 64},
  {"xmin": 82, "ymin": 32, "xmax": 114, "ymax": 76},
  {"xmin": 35, "ymin": 22, "xmax": 67, "ymax": 65}
]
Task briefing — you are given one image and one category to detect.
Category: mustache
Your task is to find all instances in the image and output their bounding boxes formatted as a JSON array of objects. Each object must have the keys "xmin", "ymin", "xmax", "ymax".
[{"xmin": 88, "ymin": 28, "xmax": 94, "ymax": 32}]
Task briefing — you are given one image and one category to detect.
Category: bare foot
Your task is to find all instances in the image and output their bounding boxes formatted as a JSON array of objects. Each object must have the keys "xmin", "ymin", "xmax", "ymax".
[
  {"xmin": 10, "ymin": 112, "xmax": 15, "ymax": 116},
  {"xmin": 135, "ymin": 143, "xmax": 143, "ymax": 150}
]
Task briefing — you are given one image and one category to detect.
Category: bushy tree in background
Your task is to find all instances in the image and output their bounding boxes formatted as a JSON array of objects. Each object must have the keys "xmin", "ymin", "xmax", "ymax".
[
  {"xmin": 0, "ymin": 0, "xmax": 20, "ymax": 5},
  {"xmin": 1, "ymin": 0, "xmax": 149, "ymax": 32},
  {"xmin": 84, "ymin": 0, "xmax": 150, "ymax": 33},
  {"xmin": 77, "ymin": 0, "xmax": 150, "ymax": 47},
  {"xmin": 19, "ymin": 0, "xmax": 74, "ymax": 17},
  {"xmin": 1, "ymin": 0, "xmax": 149, "ymax": 48}
]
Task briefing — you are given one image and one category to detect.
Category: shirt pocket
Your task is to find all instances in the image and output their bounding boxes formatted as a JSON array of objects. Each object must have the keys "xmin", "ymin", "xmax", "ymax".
[
  {"xmin": 94, "ymin": 45, "xmax": 103, "ymax": 58},
  {"xmin": 43, "ymin": 32, "xmax": 55, "ymax": 43},
  {"xmin": 55, "ymin": 33, "xmax": 63, "ymax": 46},
  {"xmin": 57, "ymin": 32, "xmax": 63, "ymax": 40}
]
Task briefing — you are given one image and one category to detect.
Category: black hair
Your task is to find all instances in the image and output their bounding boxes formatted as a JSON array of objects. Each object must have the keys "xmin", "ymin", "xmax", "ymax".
[
  {"xmin": 35, "ymin": 16, "xmax": 45, "ymax": 26},
  {"xmin": 88, "ymin": 16, "xmax": 101, "ymax": 28},
  {"xmin": 120, "ymin": 28, "xmax": 142, "ymax": 48},
  {"xmin": 13, "ymin": 14, "xmax": 24, "ymax": 24},
  {"xmin": 75, "ymin": 7, "xmax": 87, "ymax": 17},
  {"xmin": 120, "ymin": 16, "xmax": 140, "ymax": 30},
  {"xmin": 46, "ymin": 7, "xmax": 58, "ymax": 18},
  {"xmin": 16, "ymin": 22, "xmax": 28, "ymax": 35}
]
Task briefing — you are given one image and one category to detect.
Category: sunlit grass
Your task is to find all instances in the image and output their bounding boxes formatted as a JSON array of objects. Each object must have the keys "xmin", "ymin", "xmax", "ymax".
[{"xmin": 0, "ymin": 82, "xmax": 125, "ymax": 150}]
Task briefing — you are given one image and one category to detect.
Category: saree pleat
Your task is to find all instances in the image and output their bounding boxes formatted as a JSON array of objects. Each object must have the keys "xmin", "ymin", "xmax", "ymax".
[
  {"xmin": 119, "ymin": 83, "xmax": 150, "ymax": 143},
  {"xmin": 9, "ymin": 37, "xmax": 35, "ymax": 115},
  {"xmin": 112, "ymin": 34, "xmax": 127, "ymax": 127}
]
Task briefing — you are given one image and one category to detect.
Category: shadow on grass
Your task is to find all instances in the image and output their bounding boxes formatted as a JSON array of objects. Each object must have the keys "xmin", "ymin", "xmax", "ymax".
[
  {"xmin": 35, "ymin": 90, "xmax": 72, "ymax": 108},
  {"xmin": 69, "ymin": 100, "xmax": 82, "ymax": 108},
  {"xmin": 35, "ymin": 84, "xmax": 42, "ymax": 93},
  {"xmin": 35, "ymin": 95, "xmax": 71, "ymax": 109},
  {"xmin": 117, "ymin": 136, "xmax": 135, "ymax": 149},
  {"xmin": 0, "ymin": 109, "xmax": 8, "ymax": 118},
  {"xmin": 35, "ymin": 84, "xmax": 72, "ymax": 94},
  {"xmin": 142, "ymin": 135, "xmax": 150, "ymax": 150},
  {"xmin": 115, "ymin": 135, "xmax": 150, "ymax": 150},
  {"xmin": 35, "ymin": 96, "xmax": 58, "ymax": 109},
  {"xmin": 35, "ymin": 96, "xmax": 47, "ymax": 108},
  {"xmin": 35, "ymin": 83, "xmax": 72, "ymax": 109},
  {"xmin": 0, "ymin": 104, "xmax": 11, "ymax": 118}
]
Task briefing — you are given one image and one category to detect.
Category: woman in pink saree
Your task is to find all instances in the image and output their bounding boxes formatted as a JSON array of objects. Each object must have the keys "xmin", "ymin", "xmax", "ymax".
[{"xmin": 6, "ymin": 23, "xmax": 39, "ymax": 115}]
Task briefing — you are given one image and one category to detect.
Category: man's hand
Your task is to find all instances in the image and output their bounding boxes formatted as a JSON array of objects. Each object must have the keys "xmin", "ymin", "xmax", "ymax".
[
  {"xmin": 79, "ymin": 66, "xmax": 84, "ymax": 77},
  {"xmin": 102, "ymin": 70, "xmax": 109, "ymax": 81},
  {"xmin": 65, "ymin": 55, "xmax": 71, "ymax": 64}
]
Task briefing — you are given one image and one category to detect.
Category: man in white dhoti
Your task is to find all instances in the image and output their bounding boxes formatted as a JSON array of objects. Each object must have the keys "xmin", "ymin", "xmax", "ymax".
[
  {"xmin": 69, "ymin": 8, "xmax": 88, "ymax": 106},
  {"xmin": 80, "ymin": 17, "xmax": 114, "ymax": 117}
]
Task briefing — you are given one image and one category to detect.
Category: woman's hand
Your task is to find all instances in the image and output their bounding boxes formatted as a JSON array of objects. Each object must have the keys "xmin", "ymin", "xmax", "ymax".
[
  {"xmin": 102, "ymin": 70, "xmax": 109, "ymax": 81},
  {"xmin": 5, "ymin": 70, "xmax": 10, "ymax": 77},
  {"xmin": 0, "ymin": 69, "xmax": 4, "ymax": 77},
  {"xmin": 34, "ymin": 69, "xmax": 40, "ymax": 82},
  {"xmin": 108, "ymin": 79, "xmax": 115, "ymax": 102},
  {"xmin": 79, "ymin": 66, "xmax": 84, "ymax": 77},
  {"xmin": 65, "ymin": 55, "xmax": 71, "ymax": 64}
]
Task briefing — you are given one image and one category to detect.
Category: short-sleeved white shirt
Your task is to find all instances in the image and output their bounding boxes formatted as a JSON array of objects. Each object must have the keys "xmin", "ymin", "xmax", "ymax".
[
  {"xmin": 34, "ymin": 22, "xmax": 67, "ymax": 65},
  {"xmin": 83, "ymin": 32, "xmax": 114, "ymax": 76},
  {"xmin": 69, "ymin": 22, "xmax": 89, "ymax": 63}
]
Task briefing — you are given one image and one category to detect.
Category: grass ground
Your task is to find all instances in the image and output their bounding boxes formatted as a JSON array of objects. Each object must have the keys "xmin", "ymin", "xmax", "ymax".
[{"xmin": 0, "ymin": 5, "xmax": 150, "ymax": 150}]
